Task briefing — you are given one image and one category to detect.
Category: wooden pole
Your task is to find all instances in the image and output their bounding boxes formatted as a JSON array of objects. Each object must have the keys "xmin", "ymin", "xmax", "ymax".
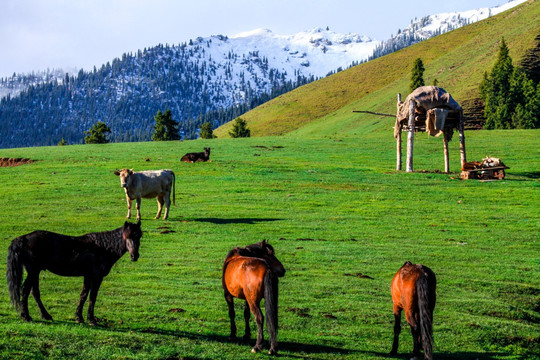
[
  {"xmin": 459, "ymin": 111, "xmax": 466, "ymax": 168},
  {"xmin": 443, "ymin": 132, "xmax": 450, "ymax": 173},
  {"xmin": 396, "ymin": 93, "xmax": 402, "ymax": 171},
  {"xmin": 406, "ymin": 99, "xmax": 415, "ymax": 172}
]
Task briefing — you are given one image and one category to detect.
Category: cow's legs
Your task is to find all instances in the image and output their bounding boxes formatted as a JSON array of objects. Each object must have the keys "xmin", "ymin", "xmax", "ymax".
[
  {"xmin": 155, "ymin": 195, "xmax": 164, "ymax": 219},
  {"xmin": 136, "ymin": 197, "xmax": 141, "ymax": 221},
  {"xmin": 163, "ymin": 194, "xmax": 171, "ymax": 220},
  {"xmin": 125, "ymin": 196, "xmax": 132, "ymax": 219}
]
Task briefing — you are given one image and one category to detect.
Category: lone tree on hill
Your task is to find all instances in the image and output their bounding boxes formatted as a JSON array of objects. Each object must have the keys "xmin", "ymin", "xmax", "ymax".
[
  {"xmin": 152, "ymin": 109, "xmax": 180, "ymax": 141},
  {"xmin": 199, "ymin": 122, "xmax": 217, "ymax": 139},
  {"xmin": 480, "ymin": 38, "xmax": 540, "ymax": 129},
  {"xmin": 84, "ymin": 121, "xmax": 111, "ymax": 144},
  {"xmin": 229, "ymin": 117, "xmax": 251, "ymax": 138},
  {"xmin": 410, "ymin": 58, "xmax": 425, "ymax": 92}
]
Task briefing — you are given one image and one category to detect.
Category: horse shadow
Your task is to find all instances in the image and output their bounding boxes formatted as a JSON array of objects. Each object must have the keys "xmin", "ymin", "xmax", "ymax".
[{"xmin": 191, "ymin": 217, "xmax": 283, "ymax": 225}]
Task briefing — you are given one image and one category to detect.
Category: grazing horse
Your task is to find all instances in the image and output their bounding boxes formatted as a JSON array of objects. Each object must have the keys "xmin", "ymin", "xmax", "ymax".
[
  {"xmin": 390, "ymin": 261, "xmax": 436, "ymax": 360},
  {"xmin": 222, "ymin": 240, "xmax": 285, "ymax": 355},
  {"xmin": 181, "ymin": 147, "xmax": 211, "ymax": 163},
  {"xmin": 6, "ymin": 221, "xmax": 142, "ymax": 325}
]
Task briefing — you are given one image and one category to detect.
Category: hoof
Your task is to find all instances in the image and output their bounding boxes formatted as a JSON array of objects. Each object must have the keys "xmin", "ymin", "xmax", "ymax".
[
  {"xmin": 242, "ymin": 334, "xmax": 251, "ymax": 341},
  {"xmin": 75, "ymin": 317, "xmax": 84, "ymax": 324},
  {"xmin": 41, "ymin": 314, "xmax": 53, "ymax": 321},
  {"xmin": 269, "ymin": 349, "xmax": 278, "ymax": 356},
  {"xmin": 20, "ymin": 313, "xmax": 32, "ymax": 322},
  {"xmin": 390, "ymin": 350, "xmax": 397, "ymax": 356},
  {"xmin": 251, "ymin": 346, "xmax": 262, "ymax": 353}
]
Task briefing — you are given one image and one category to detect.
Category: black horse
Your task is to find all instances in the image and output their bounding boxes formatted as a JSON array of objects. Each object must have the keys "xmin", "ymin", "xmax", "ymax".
[{"xmin": 6, "ymin": 221, "xmax": 142, "ymax": 325}]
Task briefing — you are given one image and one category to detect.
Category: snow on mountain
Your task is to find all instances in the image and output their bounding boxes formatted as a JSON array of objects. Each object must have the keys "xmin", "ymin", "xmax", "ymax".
[{"xmin": 394, "ymin": 0, "xmax": 526, "ymax": 42}]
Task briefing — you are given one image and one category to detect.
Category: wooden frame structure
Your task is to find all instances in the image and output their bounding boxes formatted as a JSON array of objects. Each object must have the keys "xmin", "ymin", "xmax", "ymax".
[{"xmin": 394, "ymin": 86, "xmax": 466, "ymax": 173}]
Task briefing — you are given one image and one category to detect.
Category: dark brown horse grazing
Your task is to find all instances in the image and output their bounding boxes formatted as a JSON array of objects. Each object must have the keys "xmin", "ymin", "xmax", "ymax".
[
  {"xmin": 181, "ymin": 147, "xmax": 211, "ymax": 163},
  {"xmin": 6, "ymin": 221, "xmax": 142, "ymax": 325},
  {"xmin": 222, "ymin": 240, "xmax": 285, "ymax": 355},
  {"xmin": 390, "ymin": 261, "xmax": 437, "ymax": 360}
]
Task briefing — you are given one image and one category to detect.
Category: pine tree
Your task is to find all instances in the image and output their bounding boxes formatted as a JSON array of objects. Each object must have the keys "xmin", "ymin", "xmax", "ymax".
[
  {"xmin": 199, "ymin": 122, "xmax": 216, "ymax": 139},
  {"xmin": 481, "ymin": 38, "xmax": 514, "ymax": 129},
  {"xmin": 152, "ymin": 109, "xmax": 180, "ymax": 141},
  {"xmin": 58, "ymin": 138, "xmax": 67, "ymax": 146},
  {"xmin": 229, "ymin": 117, "xmax": 251, "ymax": 138},
  {"xmin": 84, "ymin": 121, "xmax": 111, "ymax": 144},
  {"xmin": 409, "ymin": 58, "xmax": 425, "ymax": 92}
]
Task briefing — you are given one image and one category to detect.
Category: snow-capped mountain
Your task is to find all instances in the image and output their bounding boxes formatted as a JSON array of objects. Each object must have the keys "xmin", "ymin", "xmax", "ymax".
[
  {"xmin": 371, "ymin": 0, "xmax": 527, "ymax": 59},
  {"xmin": 0, "ymin": 0, "xmax": 527, "ymax": 148}
]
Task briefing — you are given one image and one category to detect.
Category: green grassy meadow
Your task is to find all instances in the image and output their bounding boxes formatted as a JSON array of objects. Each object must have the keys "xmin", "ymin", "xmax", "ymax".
[{"xmin": 0, "ymin": 127, "xmax": 538, "ymax": 359}]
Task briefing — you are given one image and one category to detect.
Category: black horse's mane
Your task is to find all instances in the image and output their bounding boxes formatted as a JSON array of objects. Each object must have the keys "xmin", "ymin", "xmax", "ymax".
[{"xmin": 80, "ymin": 226, "xmax": 126, "ymax": 257}]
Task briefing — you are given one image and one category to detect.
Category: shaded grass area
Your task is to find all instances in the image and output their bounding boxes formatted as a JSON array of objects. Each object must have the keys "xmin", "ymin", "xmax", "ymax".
[{"xmin": 0, "ymin": 130, "xmax": 538, "ymax": 359}]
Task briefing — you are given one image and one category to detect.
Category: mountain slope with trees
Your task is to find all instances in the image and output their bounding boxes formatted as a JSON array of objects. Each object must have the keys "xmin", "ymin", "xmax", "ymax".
[{"xmin": 215, "ymin": 0, "xmax": 539, "ymax": 138}]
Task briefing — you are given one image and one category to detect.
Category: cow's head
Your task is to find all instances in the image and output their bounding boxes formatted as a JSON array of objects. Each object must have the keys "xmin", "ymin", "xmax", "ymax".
[{"xmin": 114, "ymin": 168, "xmax": 135, "ymax": 188}]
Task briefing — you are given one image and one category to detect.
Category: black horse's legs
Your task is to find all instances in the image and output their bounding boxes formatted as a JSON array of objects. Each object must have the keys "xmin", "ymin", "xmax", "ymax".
[
  {"xmin": 86, "ymin": 276, "xmax": 103, "ymax": 325},
  {"xmin": 20, "ymin": 271, "xmax": 39, "ymax": 321},
  {"xmin": 248, "ymin": 300, "xmax": 264, "ymax": 353},
  {"xmin": 225, "ymin": 292, "xmax": 237, "ymax": 339},
  {"xmin": 390, "ymin": 306, "xmax": 402, "ymax": 355},
  {"xmin": 31, "ymin": 276, "xmax": 53, "ymax": 320},
  {"xmin": 243, "ymin": 301, "xmax": 251, "ymax": 341},
  {"xmin": 76, "ymin": 277, "xmax": 91, "ymax": 323}
]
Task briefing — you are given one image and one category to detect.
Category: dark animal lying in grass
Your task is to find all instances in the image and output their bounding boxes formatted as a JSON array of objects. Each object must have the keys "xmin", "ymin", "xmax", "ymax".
[
  {"xmin": 181, "ymin": 147, "xmax": 211, "ymax": 163},
  {"xmin": 7, "ymin": 221, "xmax": 142, "ymax": 325}
]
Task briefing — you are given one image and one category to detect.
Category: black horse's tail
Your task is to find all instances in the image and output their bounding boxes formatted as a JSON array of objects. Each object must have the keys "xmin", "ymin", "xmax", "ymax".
[
  {"xmin": 6, "ymin": 236, "xmax": 25, "ymax": 311},
  {"xmin": 264, "ymin": 269, "xmax": 279, "ymax": 354},
  {"xmin": 417, "ymin": 272, "xmax": 434, "ymax": 360}
]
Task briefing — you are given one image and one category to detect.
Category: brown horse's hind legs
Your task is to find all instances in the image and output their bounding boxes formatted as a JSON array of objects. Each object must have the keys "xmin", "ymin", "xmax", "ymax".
[
  {"xmin": 225, "ymin": 293, "xmax": 237, "ymax": 339},
  {"xmin": 31, "ymin": 280, "xmax": 53, "ymax": 320},
  {"xmin": 248, "ymin": 301, "xmax": 264, "ymax": 353},
  {"xmin": 243, "ymin": 302, "xmax": 251, "ymax": 341},
  {"xmin": 390, "ymin": 308, "xmax": 402, "ymax": 355}
]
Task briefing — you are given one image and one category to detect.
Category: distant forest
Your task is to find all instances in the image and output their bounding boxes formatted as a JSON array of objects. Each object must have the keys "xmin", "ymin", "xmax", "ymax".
[{"xmin": 0, "ymin": 42, "xmax": 313, "ymax": 148}]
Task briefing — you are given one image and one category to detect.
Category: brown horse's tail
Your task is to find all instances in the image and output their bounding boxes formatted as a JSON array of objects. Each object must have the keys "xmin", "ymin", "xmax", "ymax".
[
  {"xmin": 417, "ymin": 272, "xmax": 434, "ymax": 360},
  {"xmin": 6, "ymin": 236, "xmax": 25, "ymax": 311},
  {"xmin": 264, "ymin": 269, "xmax": 279, "ymax": 353}
]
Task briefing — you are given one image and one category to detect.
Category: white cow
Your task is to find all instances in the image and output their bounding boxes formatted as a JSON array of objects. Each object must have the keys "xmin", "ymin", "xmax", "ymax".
[{"xmin": 114, "ymin": 169, "xmax": 175, "ymax": 220}]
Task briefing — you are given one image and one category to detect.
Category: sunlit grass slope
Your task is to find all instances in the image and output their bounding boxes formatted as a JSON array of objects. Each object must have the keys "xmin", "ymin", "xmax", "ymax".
[
  {"xmin": 214, "ymin": 0, "xmax": 539, "ymax": 138},
  {"xmin": 0, "ymin": 131, "xmax": 538, "ymax": 359}
]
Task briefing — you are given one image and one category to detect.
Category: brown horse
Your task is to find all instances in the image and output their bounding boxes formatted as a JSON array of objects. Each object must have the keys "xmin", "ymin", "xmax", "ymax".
[
  {"xmin": 390, "ymin": 261, "xmax": 436, "ymax": 360},
  {"xmin": 222, "ymin": 240, "xmax": 285, "ymax": 355}
]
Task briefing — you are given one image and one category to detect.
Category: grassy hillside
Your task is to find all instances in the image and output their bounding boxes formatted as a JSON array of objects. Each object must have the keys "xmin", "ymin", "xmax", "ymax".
[
  {"xmin": 0, "ymin": 130, "xmax": 538, "ymax": 359},
  {"xmin": 214, "ymin": 0, "xmax": 539, "ymax": 138}
]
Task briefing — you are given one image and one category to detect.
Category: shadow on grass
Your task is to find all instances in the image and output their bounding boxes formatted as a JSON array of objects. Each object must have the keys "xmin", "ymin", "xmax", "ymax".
[
  {"xmin": 513, "ymin": 171, "xmax": 540, "ymax": 179},
  {"xmin": 192, "ymin": 217, "xmax": 283, "ymax": 225}
]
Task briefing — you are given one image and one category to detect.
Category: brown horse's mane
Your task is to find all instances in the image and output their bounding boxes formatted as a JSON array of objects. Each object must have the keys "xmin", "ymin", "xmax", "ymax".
[{"xmin": 223, "ymin": 241, "xmax": 274, "ymax": 272}]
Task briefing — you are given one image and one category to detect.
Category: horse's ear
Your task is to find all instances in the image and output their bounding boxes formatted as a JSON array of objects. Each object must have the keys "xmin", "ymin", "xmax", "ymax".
[
  {"xmin": 124, "ymin": 221, "xmax": 129, "ymax": 227},
  {"xmin": 114, "ymin": 170, "xmax": 120, "ymax": 176},
  {"xmin": 262, "ymin": 240, "xmax": 267, "ymax": 245},
  {"xmin": 137, "ymin": 220, "xmax": 141, "ymax": 228}
]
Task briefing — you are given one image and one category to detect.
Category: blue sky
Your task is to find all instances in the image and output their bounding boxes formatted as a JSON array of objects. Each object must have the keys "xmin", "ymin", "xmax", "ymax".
[{"xmin": 0, "ymin": 0, "xmax": 515, "ymax": 78}]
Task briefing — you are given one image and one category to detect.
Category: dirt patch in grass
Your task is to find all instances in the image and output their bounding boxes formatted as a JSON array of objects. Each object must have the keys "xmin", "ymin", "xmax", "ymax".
[{"xmin": 0, "ymin": 157, "xmax": 34, "ymax": 167}]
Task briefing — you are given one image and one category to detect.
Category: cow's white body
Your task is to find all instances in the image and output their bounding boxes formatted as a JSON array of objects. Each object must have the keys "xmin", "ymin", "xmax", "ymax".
[{"xmin": 114, "ymin": 169, "xmax": 175, "ymax": 220}]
